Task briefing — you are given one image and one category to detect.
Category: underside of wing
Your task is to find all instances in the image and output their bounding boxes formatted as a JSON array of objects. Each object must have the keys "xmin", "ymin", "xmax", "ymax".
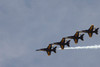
[
  {"xmin": 60, "ymin": 45, "xmax": 64, "ymax": 49},
  {"xmin": 88, "ymin": 33, "xmax": 93, "ymax": 37},
  {"xmin": 47, "ymin": 51, "xmax": 51, "ymax": 56},
  {"xmin": 74, "ymin": 39, "xmax": 78, "ymax": 44}
]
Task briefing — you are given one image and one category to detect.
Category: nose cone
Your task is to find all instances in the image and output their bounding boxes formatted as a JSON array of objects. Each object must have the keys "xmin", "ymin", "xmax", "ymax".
[
  {"xmin": 36, "ymin": 49, "xmax": 41, "ymax": 51},
  {"xmin": 36, "ymin": 49, "xmax": 39, "ymax": 51}
]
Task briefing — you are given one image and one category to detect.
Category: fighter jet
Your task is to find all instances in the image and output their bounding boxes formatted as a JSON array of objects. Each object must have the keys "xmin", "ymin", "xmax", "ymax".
[
  {"xmin": 65, "ymin": 31, "xmax": 84, "ymax": 44},
  {"xmin": 79, "ymin": 25, "xmax": 99, "ymax": 37},
  {"xmin": 53, "ymin": 38, "xmax": 70, "ymax": 50},
  {"xmin": 36, "ymin": 44, "xmax": 57, "ymax": 56}
]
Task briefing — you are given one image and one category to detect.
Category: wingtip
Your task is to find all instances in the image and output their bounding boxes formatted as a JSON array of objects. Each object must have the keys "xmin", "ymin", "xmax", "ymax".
[
  {"xmin": 89, "ymin": 36, "xmax": 92, "ymax": 38},
  {"xmin": 61, "ymin": 48, "xmax": 64, "ymax": 50},
  {"xmin": 75, "ymin": 42, "xmax": 78, "ymax": 44},
  {"xmin": 91, "ymin": 24, "xmax": 94, "ymax": 26},
  {"xmin": 62, "ymin": 37, "xmax": 66, "ymax": 39},
  {"xmin": 48, "ymin": 54, "xmax": 50, "ymax": 56},
  {"xmin": 76, "ymin": 30, "xmax": 79, "ymax": 32},
  {"xmin": 91, "ymin": 25, "xmax": 94, "ymax": 28}
]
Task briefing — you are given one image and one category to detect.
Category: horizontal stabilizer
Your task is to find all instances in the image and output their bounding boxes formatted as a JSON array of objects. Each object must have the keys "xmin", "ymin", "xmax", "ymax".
[
  {"xmin": 53, "ymin": 46, "xmax": 57, "ymax": 53},
  {"xmin": 94, "ymin": 28, "xmax": 99, "ymax": 35},
  {"xmin": 80, "ymin": 34, "xmax": 84, "ymax": 41}
]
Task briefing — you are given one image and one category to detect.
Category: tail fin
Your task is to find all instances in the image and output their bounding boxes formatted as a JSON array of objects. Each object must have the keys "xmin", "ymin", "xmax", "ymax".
[
  {"xmin": 80, "ymin": 34, "xmax": 84, "ymax": 41},
  {"xmin": 53, "ymin": 46, "xmax": 57, "ymax": 53},
  {"xmin": 94, "ymin": 28, "xmax": 99, "ymax": 35},
  {"xmin": 66, "ymin": 40, "xmax": 70, "ymax": 47}
]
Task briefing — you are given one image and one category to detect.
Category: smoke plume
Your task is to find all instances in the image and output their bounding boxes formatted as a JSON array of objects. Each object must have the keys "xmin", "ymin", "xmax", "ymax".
[{"xmin": 58, "ymin": 45, "xmax": 100, "ymax": 50}]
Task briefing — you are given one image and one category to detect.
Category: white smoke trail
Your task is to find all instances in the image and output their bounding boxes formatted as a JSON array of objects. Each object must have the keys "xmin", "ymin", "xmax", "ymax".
[{"xmin": 58, "ymin": 45, "xmax": 100, "ymax": 50}]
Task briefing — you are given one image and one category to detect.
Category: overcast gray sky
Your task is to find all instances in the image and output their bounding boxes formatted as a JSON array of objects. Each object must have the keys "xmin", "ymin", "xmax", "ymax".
[{"xmin": 0, "ymin": 0, "xmax": 100, "ymax": 67}]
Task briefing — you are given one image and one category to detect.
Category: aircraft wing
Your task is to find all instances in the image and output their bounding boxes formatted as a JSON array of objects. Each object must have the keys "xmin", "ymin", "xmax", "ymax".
[
  {"xmin": 46, "ymin": 51, "xmax": 51, "ymax": 56},
  {"xmin": 74, "ymin": 39, "xmax": 78, "ymax": 44},
  {"xmin": 60, "ymin": 45, "xmax": 64, "ymax": 49},
  {"xmin": 60, "ymin": 38, "xmax": 65, "ymax": 43},
  {"xmin": 89, "ymin": 25, "xmax": 94, "ymax": 31},
  {"xmin": 47, "ymin": 44, "xmax": 52, "ymax": 49},
  {"xmin": 88, "ymin": 32, "xmax": 93, "ymax": 37},
  {"xmin": 74, "ymin": 31, "xmax": 79, "ymax": 37}
]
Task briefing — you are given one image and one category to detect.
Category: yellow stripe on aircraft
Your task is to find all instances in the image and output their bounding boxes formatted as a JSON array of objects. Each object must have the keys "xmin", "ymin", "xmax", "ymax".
[
  {"xmin": 74, "ymin": 39, "xmax": 78, "ymax": 44},
  {"xmin": 89, "ymin": 33, "xmax": 92, "ymax": 37}
]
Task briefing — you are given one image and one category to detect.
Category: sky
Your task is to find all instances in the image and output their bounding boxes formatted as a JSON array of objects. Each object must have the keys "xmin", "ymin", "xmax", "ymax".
[{"xmin": 0, "ymin": 0, "xmax": 100, "ymax": 67}]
